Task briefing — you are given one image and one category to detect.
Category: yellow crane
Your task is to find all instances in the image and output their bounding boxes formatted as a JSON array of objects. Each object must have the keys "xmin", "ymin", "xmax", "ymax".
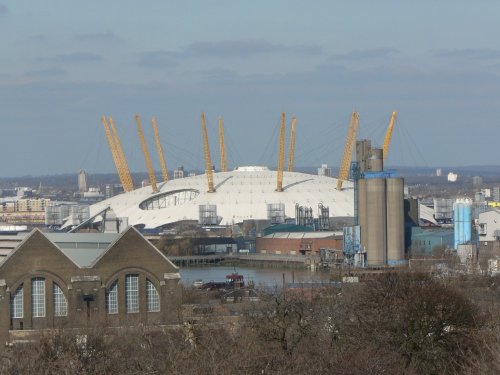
[
  {"xmin": 382, "ymin": 111, "xmax": 397, "ymax": 160},
  {"xmin": 287, "ymin": 115, "xmax": 297, "ymax": 172},
  {"xmin": 108, "ymin": 116, "xmax": 134, "ymax": 192},
  {"xmin": 218, "ymin": 115, "xmax": 228, "ymax": 172},
  {"xmin": 135, "ymin": 114, "xmax": 158, "ymax": 193},
  {"xmin": 102, "ymin": 116, "xmax": 130, "ymax": 191},
  {"xmin": 201, "ymin": 113, "xmax": 215, "ymax": 193},
  {"xmin": 337, "ymin": 112, "xmax": 359, "ymax": 190},
  {"xmin": 151, "ymin": 116, "xmax": 169, "ymax": 182},
  {"xmin": 276, "ymin": 112, "xmax": 286, "ymax": 192}
]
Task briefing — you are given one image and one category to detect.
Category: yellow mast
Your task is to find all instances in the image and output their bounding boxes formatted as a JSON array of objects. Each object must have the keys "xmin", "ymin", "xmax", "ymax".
[
  {"xmin": 151, "ymin": 116, "xmax": 169, "ymax": 182},
  {"xmin": 108, "ymin": 116, "xmax": 134, "ymax": 192},
  {"xmin": 102, "ymin": 116, "xmax": 129, "ymax": 190},
  {"xmin": 135, "ymin": 114, "xmax": 158, "ymax": 193},
  {"xmin": 201, "ymin": 113, "xmax": 215, "ymax": 193},
  {"xmin": 337, "ymin": 111, "xmax": 359, "ymax": 190},
  {"xmin": 382, "ymin": 111, "xmax": 397, "ymax": 160},
  {"xmin": 218, "ymin": 115, "xmax": 228, "ymax": 172},
  {"xmin": 287, "ymin": 115, "xmax": 297, "ymax": 172},
  {"xmin": 276, "ymin": 112, "xmax": 286, "ymax": 192}
]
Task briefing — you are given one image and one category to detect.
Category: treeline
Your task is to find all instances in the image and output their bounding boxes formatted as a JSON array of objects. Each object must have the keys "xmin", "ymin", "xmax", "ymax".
[{"xmin": 3, "ymin": 272, "xmax": 500, "ymax": 374}]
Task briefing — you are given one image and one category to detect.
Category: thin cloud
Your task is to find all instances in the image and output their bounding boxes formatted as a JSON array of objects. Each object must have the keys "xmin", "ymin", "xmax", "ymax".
[
  {"xmin": 26, "ymin": 67, "xmax": 65, "ymax": 78},
  {"xmin": 136, "ymin": 51, "xmax": 179, "ymax": 68},
  {"xmin": 432, "ymin": 48, "xmax": 500, "ymax": 60},
  {"xmin": 0, "ymin": 4, "xmax": 8, "ymax": 16},
  {"xmin": 40, "ymin": 52, "xmax": 104, "ymax": 63},
  {"xmin": 27, "ymin": 34, "xmax": 46, "ymax": 42},
  {"xmin": 74, "ymin": 31, "xmax": 116, "ymax": 41},
  {"xmin": 331, "ymin": 47, "xmax": 399, "ymax": 61},
  {"xmin": 184, "ymin": 40, "xmax": 322, "ymax": 57}
]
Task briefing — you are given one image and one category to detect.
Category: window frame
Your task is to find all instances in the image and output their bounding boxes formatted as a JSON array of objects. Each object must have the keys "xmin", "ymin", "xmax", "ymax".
[
  {"xmin": 11, "ymin": 284, "xmax": 23, "ymax": 319},
  {"xmin": 53, "ymin": 282, "xmax": 68, "ymax": 317},
  {"xmin": 125, "ymin": 274, "xmax": 139, "ymax": 313},
  {"xmin": 31, "ymin": 277, "xmax": 46, "ymax": 318},
  {"xmin": 146, "ymin": 279, "xmax": 160, "ymax": 312},
  {"xmin": 106, "ymin": 281, "xmax": 119, "ymax": 314}
]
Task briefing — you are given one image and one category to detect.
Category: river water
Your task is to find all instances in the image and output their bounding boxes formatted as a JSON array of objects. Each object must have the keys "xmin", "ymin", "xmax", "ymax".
[{"xmin": 179, "ymin": 265, "xmax": 334, "ymax": 288}]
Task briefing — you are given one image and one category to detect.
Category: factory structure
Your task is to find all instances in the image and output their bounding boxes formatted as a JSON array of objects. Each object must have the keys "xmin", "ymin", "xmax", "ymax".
[{"xmin": 353, "ymin": 139, "xmax": 405, "ymax": 266}]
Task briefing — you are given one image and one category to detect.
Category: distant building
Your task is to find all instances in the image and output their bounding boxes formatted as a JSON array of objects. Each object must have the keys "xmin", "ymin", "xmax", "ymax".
[
  {"xmin": 317, "ymin": 164, "xmax": 332, "ymax": 177},
  {"xmin": 493, "ymin": 187, "xmax": 500, "ymax": 202},
  {"xmin": 12, "ymin": 198, "xmax": 51, "ymax": 212},
  {"xmin": 173, "ymin": 165, "xmax": 185, "ymax": 179},
  {"xmin": 435, "ymin": 168, "xmax": 442, "ymax": 177},
  {"xmin": 256, "ymin": 231, "xmax": 342, "ymax": 256},
  {"xmin": 193, "ymin": 237, "xmax": 238, "ymax": 254},
  {"xmin": 472, "ymin": 176, "xmax": 483, "ymax": 186},
  {"xmin": 105, "ymin": 184, "xmax": 115, "ymax": 199},
  {"xmin": 447, "ymin": 172, "xmax": 458, "ymax": 182},
  {"xmin": 482, "ymin": 189, "xmax": 491, "ymax": 199},
  {"xmin": 78, "ymin": 169, "xmax": 88, "ymax": 193},
  {"xmin": 0, "ymin": 227, "xmax": 181, "ymax": 345},
  {"xmin": 433, "ymin": 198, "xmax": 453, "ymax": 224},
  {"xmin": 411, "ymin": 227, "xmax": 454, "ymax": 255},
  {"xmin": 478, "ymin": 210, "xmax": 500, "ymax": 242}
]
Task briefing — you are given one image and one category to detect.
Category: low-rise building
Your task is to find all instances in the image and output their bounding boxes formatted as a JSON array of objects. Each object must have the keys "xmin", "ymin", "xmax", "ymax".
[
  {"xmin": 410, "ymin": 227, "xmax": 454, "ymax": 255},
  {"xmin": 0, "ymin": 227, "xmax": 181, "ymax": 345},
  {"xmin": 256, "ymin": 232, "xmax": 342, "ymax": 255}
]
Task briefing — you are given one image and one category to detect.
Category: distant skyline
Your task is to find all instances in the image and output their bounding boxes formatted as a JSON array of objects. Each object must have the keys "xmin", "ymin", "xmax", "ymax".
[{"xmin": 1, "ymin": 1, "xmax": 500, "ymax": 177}]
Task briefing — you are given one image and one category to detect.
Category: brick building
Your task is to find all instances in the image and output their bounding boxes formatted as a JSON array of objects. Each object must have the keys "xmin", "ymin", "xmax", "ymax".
[
  {"xmin": 0, "ymin": 227, "xmax": 181, "ymax": 345},
  {"xmin": 256, "ymin": 232, "xmax": 343, "ymax": 255}
]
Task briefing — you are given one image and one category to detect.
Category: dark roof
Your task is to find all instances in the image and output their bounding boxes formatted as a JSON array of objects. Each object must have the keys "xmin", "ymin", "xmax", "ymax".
[
  {"xmin": 263, "ymin": 223, "xmax": 314, "ymax": 236},
  {"xmin": 193, "ymin": 237, "xmax": 237, "ymax": 245}
]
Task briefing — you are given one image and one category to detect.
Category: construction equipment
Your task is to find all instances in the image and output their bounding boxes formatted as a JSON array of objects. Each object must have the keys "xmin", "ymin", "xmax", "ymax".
[
  {"xmin": 151, "ymin": 116, "xmax": 169, "ymax": 182},
  {"xmin": 135, "ymin": 114, "xmax": 158, "ymax": 193},
  {"xmin": 382, "ymin": 111, "xmax": 397, "ymax": 160},
  {"xmin": 108, "ymin": 117, "xmax": 134, "ymax": 192},
  {"xmin": 287, "ymin": 115, "xmax": 297, "ymax": 172},
  {"xmin": 102, "ymin": 116, "xmax": 132, "ymax": 192},
  {"xmin": 201, "ymin": 113, "xmax": 215, "ymax": 193},
  {"xmin": 218, "ymin": 115, "xmax": 228, "ymax": 172},
  {"xmin": 276, "ymin": 112, "xmax": 286, "ymax": 192},
  {"xmin": 337, "ymin": 112, "xmax": 359, "ymax": 190}
]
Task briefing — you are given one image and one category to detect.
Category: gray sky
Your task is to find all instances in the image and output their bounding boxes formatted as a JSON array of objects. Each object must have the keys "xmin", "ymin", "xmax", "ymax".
[{"xmin": 1, "ymin": 0, "xmax": 500, "ymax": 177}]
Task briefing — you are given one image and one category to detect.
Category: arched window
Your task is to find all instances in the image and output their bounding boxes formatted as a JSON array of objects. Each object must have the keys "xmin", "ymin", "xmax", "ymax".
[
  {"xmin": 106, "ymin": 281, "xmax": 118, "ymax": 314},
  {"xmin": 125, "ymin": 274, "xmax": 139, "ymax": 313},
  {"xmin": 11, "ymin": 284, "xmax": 23, "ymax": 319},
  {"xmin": 53, "ymin": 283, "xmax": 68, "ymax": 316},
  {"xmin": 32, "ymin": 277, "xmax": 45, "ymax": 318},
  {"xmin": 146, "ymin": 279, "xmax": 160, "ymax": 312}
]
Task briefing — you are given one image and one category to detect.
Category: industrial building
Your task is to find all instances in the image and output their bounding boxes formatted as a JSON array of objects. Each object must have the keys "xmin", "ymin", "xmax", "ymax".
[
  {"xmin": 0, "ymin": 227, "xmax": 181, "ymax": 345},
  {"xmin": 354, "ymin": 138, "xmax": 405, "ymax": 267},
  {"xmin": 410, "ymin": 227, "xmax": 454, "ymax": 255},
  {"xmin": 256, "ymin": 231, "xmax": 342, "ymax": 256}
]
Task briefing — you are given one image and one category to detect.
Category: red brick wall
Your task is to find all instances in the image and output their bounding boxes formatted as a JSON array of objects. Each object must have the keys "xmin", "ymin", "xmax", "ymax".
[{"xmin": 256, "ymin": 237, "xmax": 342, "ymax": 255}]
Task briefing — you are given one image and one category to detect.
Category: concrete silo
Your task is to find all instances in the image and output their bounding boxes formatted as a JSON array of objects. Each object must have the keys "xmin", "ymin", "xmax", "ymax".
[
  {"xmin": 365, "ymin": 178, "xmax": 387, "ymax": 266},
  {"xmin": 358, "ymin": 178, "xmax": 368, "ymax": 251},
  {"xmin": 367, "ymin": 148, "xmax": 384, "ymax": 172},
  {"xmin": 355, "ymin": 140, "xmax": 406, "ymax": 267},
  {"xmin": 386, "ymin": 178, "xmax": 405, "ymax": 264}
]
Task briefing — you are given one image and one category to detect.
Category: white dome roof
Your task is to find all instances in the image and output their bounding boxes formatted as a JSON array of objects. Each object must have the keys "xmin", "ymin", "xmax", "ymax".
[{"xmin": 86, "ymin": 168, "xmax": 354, "ymax": 229}]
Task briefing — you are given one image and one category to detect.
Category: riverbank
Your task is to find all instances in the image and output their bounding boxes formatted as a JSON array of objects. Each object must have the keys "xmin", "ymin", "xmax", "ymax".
[{"xmin": 170, "ymin": 253, "xmax": 316, "ymax": 269}]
